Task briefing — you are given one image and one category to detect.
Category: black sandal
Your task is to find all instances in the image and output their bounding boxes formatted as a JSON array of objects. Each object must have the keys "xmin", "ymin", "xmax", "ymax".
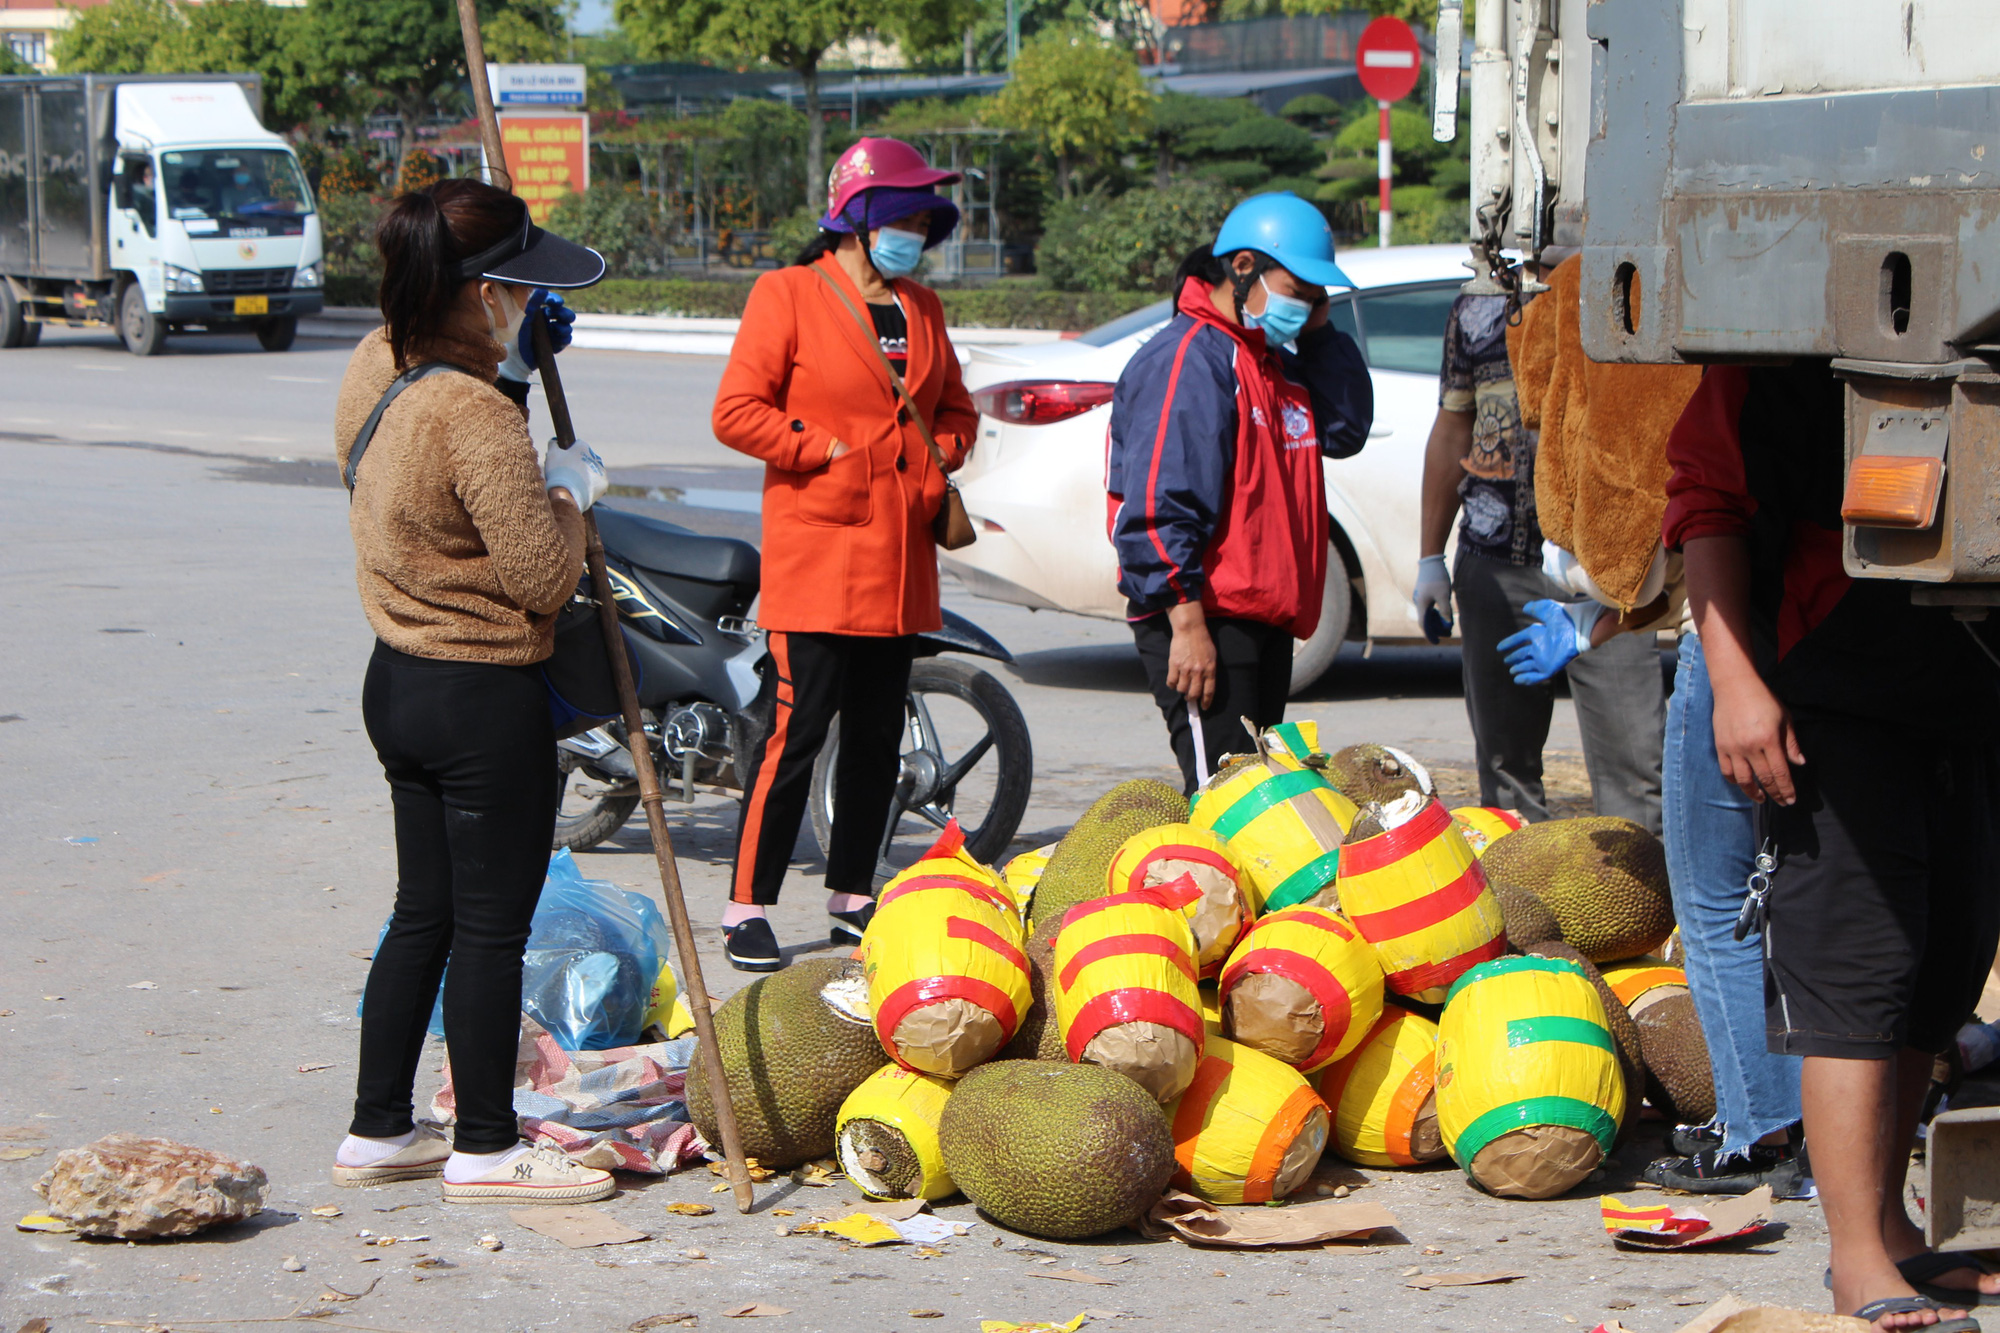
[
  {"xmin": 1902, "ymin": 1253, "xmax": 2000, "ymax": 1307},
  {"xmin": 1853, "ymin": 1295, "xmax": 1979, "ymax": 1331}
]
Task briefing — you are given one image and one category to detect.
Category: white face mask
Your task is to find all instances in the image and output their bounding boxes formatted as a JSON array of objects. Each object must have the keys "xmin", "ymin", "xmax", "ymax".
[{"xmin": 485, "ymin": 283, "xmax": 527, "ymax": 350}]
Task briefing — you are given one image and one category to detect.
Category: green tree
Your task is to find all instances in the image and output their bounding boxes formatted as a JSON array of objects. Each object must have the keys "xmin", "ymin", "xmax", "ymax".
[
  {"xmin": 617, "ymin": 0, "xmax": 979, "ymax": 212},
  {"xmin": 991, "ymin": 28, "xmax": 1150, "ymax": 199},
  {"xmin": 0, "ymin": 45, "xmax": 31, "ymax": 75},
  {"xmin": 53, "ymin": 0, "xmax": 175, "ymax": 73},
  {"xmin": 310, "ymin": 0, "xmax": 569, "ymax": 140},
  {"xmin": 1034, "ymin": 177, "xmax": 1236, "ymax": 292},
  {"xmin": 159, "ymin": 0, "xmax": 327, "ymax": 126}
]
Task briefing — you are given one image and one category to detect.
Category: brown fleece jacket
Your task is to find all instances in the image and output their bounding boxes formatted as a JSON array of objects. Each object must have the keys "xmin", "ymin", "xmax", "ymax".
[{"xmin": 334, "ymin": 322, "xmax": 585, "ymax": 664}]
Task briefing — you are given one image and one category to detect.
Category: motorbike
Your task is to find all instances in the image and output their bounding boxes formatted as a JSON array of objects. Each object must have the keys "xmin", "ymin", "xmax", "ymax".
[{"xmin": 553, "ymin": 504, "xmax": 1033, "ymax": 874}]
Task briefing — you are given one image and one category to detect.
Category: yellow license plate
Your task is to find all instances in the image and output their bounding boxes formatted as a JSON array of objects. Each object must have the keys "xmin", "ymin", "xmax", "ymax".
[{"xmin": 234, "ymin": 295, "xmax": 269, "ymax": 316}]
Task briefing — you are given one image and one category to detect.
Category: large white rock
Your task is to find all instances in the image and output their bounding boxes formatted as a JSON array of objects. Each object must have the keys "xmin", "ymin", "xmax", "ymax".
[{"xmin": 35, "ymin": 1133, "xmax": 267, "ymax": 1239}]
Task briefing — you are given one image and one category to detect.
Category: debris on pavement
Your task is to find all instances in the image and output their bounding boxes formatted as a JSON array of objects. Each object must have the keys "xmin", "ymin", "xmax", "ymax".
[
  {"xmin": 1600, "ymin": 1186, "xmax": 1775, "ymax": 1250},
  {"xmin": 310, "ymin": 1204, "xmax": 343, "ymax": 1218},
  {"xmin": 280, "ymin": 1255, "xmax": 304, "ymax": 1272},
  {"xmin": 629, "ymin": 1315, "xmax": 699, "ymax": 1330},
  {"xmin": 509, "ymin": 1205, "xmax": 649, "ymax": 1249},
  {"xmin": 665, "ymin": 1201, "xmax": 715, "ymax": 1216},
  {"xmin": 1138, "ymin": 1189, "xmax": 1397, "ymax": 1248},
  {"xmin": 723, "ymin": 1303, "xmax": 793, "ymax": 1318},
  {"xmin": 1, "ymin": 1146, "xmax": 47, "ymax": 1161},
  {"xmin": 980, "ymin": 1316, "xmax": 1089, "ymax": 1333},
  {"xmin": 797, "ymin": 1210, "xmax": 971, "ymax": 1247},
  {"xmin": 15, "ymin": 1214, "xmax": 75, "ymax": 1233},
  {"xmin": 476, "ymin": 1233, "xmax": 504, "ymax": 1251},
  {"xmin": 33, "ymin": 1133, "xmax": 267, "ymax": 1239},
  {"xmin": 1403, "ymin": 1270, "xmax": 1527, "ymax": 1289},
  {"xmin": 1027, "ymin": 1269, "xmax": 1119, "ymax": 1286}
]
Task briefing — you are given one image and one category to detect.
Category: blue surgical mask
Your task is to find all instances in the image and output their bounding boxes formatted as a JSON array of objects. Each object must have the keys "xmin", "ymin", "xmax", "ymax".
[
  {"xmin": 1245, "ymin": 276, "xmax": 1312, "ymax": 345},
  {"xmin": 870, "ymin": 227, "xmax": 926, "ymax": 279}
]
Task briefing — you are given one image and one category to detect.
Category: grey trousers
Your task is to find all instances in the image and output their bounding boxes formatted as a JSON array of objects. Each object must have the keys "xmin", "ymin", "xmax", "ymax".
[{"xmin": 1454, "ymin": 548, "xmax": 1666, "ymax": 834}]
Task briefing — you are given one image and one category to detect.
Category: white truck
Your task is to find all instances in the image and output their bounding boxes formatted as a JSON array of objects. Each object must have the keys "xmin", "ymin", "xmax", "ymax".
[
  {"xmin": 1433, "ymin": 0, "xmax": 2000, "ymax": 601},
  {"xmin": 0, "ymin": 72, "xmax": 324, "ymax": 355}
]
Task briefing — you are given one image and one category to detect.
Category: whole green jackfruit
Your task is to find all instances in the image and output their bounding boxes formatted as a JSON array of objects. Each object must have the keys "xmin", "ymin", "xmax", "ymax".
[
  {"xmin": 1630, "ymin": 988, "xmax": 1716, "ymax": 1125},
  {"xmin": 1492, "ymin": 879, "xmax": 1563, "ymax": 951},
  {"xmin": 685, "ymin": 958, "xmax": 884, "ymax": 1170},
  {"xmin": 1323, "ymin": 744, "xmax": 1433, "ymax": 807},
  {"xmin": 1026, "ymin": 780, "xmax": 1188, "ymax": 934},
  {"xmin": 1480, "ymin": 817, "xmax": 1673, "ymax": 963},
  {"xmin": 999, "ymin": 928, "xmax": 1067, "ymax": 1061},
  {"xmin": 939, "ymin": 1060, "xmax": 1175, "ymax": 1239},
  {"xmin": 1525, "ymin": 942, "xmax": 1646, "ymax": 1140}
]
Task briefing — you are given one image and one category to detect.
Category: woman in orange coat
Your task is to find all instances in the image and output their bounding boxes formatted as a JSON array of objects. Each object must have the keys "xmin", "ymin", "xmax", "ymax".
[{"xmin": 711, "ymin": 137, "xmax": 978, "ymax": 970}]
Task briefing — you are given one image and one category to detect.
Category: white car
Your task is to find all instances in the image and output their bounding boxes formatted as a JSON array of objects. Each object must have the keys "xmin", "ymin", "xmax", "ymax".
[{"xmin": 942, "ymin": 244, "xmax": 1471, "ymax": 694}]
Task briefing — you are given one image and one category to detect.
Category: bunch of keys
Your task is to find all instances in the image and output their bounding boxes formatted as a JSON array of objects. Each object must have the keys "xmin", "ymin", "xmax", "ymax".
[{"xmin": 1733, "ymin": 838, "xmax": 1778, "ymax": 941}]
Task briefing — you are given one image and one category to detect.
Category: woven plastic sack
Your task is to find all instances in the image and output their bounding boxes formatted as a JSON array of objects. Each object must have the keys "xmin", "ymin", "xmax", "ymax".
[
  {"xmin": 1190, "ymin": 732, "xmax": 1357, "ymax": 913},
  {"xmin": 1336, "ymin": 796, "xmax": 1506, "ymax": 1004},
  {"xmin": 1053, "ymin": 888, "xmax": 1205, "ymax": 1104},
  {"xmin": 1216, "ymin": 905, "xmax": 1385, "ymax": 1073},
  {"xmin": 1317, "ymin": 1005, "xmax": 1445, "ymax": 1167},
  {"xmin": 1106, "ymin": 824, "xmax": 1259, "ymax": 977},
  {"xmin": 1436, "ymin": 955, "xmax": 1626, "ymax": 1198},
  {"xmin": 1450, "ymin": 806, "xmax": 1526, "ymax": 856},
  {"xmin": 836, "ymin": 1063, "xmax": 956, "ymax": 1201},
  {"xmin": 1167, "ymin": 1035, "xmax": 1330, "ymax": 1204}
]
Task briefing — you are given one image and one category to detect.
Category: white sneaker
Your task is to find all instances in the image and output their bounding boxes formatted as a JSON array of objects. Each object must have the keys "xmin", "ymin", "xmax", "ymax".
[
  {"xmin": 440, "ymin": 1144, "xmax": 616, "ymax": 1205},
  {"xmin": 332, "ymin": 1126, "xmax": 451, "ymax": 1187}
]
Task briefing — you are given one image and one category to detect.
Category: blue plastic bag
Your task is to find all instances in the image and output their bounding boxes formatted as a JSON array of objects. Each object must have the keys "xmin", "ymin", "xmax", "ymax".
[{"xmin": 364, "ymin": 850, "xmax": 676, "ymax": 1052}]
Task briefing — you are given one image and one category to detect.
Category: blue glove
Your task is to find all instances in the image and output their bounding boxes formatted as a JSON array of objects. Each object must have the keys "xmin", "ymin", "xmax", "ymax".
[
  {"xmin": 516, "ymin": 289, "xmax": 575, "ymax": 373},
  {"xmin": 1498, "ymin": 598, "xmax": 1606, "ymax": 685},
  {"xmin": 543, "ymin": 438, "xmax": 607, "ymax": 512}
]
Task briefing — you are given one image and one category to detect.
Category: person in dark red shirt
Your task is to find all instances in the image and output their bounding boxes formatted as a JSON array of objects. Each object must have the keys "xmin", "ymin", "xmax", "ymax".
[{"xmin": 1667, "ymin": 361, "xmax": 2000, "ymax": 1331}]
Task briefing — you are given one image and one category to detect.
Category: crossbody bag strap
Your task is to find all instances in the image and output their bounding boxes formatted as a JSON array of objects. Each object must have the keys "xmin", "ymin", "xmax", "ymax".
[
  {"xmin": 808, "ymin": 264, "xmax": 951, "ymax": 478},
  {"xmin": 342, "ymin": 360, "xmax": 475, "ymax": 495}
]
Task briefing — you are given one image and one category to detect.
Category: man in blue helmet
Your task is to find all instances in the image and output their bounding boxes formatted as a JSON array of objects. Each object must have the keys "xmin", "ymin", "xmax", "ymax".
[{"xmin": 1106, "ymin": 192, "xmax": 1374, "ymax": 789}]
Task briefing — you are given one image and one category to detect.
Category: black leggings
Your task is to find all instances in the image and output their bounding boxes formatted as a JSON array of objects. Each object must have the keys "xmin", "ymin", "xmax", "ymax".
[
  {"xmin": 1133, "ymin": 613, "xmax": 1293, "ymax": 793},
  {"xmin": 350, "ymin": 641, "xmax": 556, "ymax": 1154}
]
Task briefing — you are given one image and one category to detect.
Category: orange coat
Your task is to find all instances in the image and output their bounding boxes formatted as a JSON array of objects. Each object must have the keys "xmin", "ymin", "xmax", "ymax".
[{"xmin": 712, "ymin": 255, "xmax": 978, "ymax": 636}]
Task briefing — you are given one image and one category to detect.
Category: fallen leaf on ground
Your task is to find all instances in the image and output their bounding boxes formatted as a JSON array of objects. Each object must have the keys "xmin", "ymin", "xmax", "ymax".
[
  {"xmin": 913, "ymin": 1245, "xmax": 943, "ymax": 1258},
  {"xmin": 666, "ymin": 1202, "xmax": 715, "ymax": 1216},
  {"xmin": 17, "ymin": 1319, "xmax": 51, "ymax": 1333},
  {"xmin": 629, "ymin": 1315, "xmax": 699, "ymax": 1330},
  {"xmin": 0, "ymin": 1127, "xmax": 49, "ymax": 1141},
  {"xmin": 723, "ymin": 1303, "xmax": 792, "ymax": 1318},
  {"xmin": 710, "ymin": 1183, "xmax": 731, "ymax": 1193},
  {"xmin": 311, "ymin": 1205, "xmax": 343, "ymax": 1218},
  {"xmin": 910, "ymin": 1311, "xmax": 944, "ymax": 1319},
  {"xmin": 1404, "ymin": 1271, "xmax": 1527, "ymax": 1290},
  {"xmin": 412, "ymin": 1256, "xmax": 456, "ymax": 1270},
  {"xmin": 1029, "ymin": 1269, "xmax": 1118, "ymax": 1286},
  {"xmin": 511, "ymin": 1207, "xmax": 648, "ymax": 1249},
  {"xmin": 1098, "ymin": 1255, "xmax": 1132, "ymax": 1265},
  {"xmin": 709, "ymin": 1158, "xmax": 775, "ymax": 1183},
  {"xmin": 297, "ymin": 1062, "xmax": 335, "ymax": 1073},
  {"xmin": 319, "ymin": 1278, "xmax": 381, "ymax": 1303},
  {"xmin": 772, "ymin": 1209, "xmax": 796, "ymax": 1217},
  {"xmin": 0, "ymin": 1147, "xmax": 47, "ymax": 1161},
  {"xmin": 1422, "ymin": 1246, "xmax": 1444, "ymax": 1255},
  {"xmin": 16, "ymin": 1214, "xmax": 75, "ymax": 1233}
]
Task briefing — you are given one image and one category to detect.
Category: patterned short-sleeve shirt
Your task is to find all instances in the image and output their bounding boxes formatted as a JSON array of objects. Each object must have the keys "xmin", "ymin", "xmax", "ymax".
[{"xmin": 1438, "ymin": 293, "xmax": 1540, "ymax": 565}]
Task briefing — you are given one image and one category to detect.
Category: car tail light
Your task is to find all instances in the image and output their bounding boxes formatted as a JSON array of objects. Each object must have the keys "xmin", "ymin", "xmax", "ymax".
[
  {"xmin": 972, "ymin": 380, "xmax": 1115, "ymax": 426},
  {"xmin": 1842, "ymin": 454, "xmax": 1944, "ymax": 528}
]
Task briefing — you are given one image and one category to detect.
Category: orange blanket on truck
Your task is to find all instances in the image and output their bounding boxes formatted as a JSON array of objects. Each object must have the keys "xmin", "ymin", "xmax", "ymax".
[{"xmin": 1506, "ymin": 257, "xmax": 1702, "ymax": 611}]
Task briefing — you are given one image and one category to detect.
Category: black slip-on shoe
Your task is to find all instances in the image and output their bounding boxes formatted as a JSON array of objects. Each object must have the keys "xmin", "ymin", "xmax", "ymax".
[
  {"xmin": 829, "ymin": 900, "xmax": 875, "ymax": 947},
  {"xmin": 723, "ymin": 917, "xmax": 783, "ymax": 972},
  {"xmin": 1643, "ymin": 1141, "xmax": 1807, "ymax": 1198},
  {"xmin": 1668, "ymin": 1120, "xmax": 1725, "ymax": 1158}
]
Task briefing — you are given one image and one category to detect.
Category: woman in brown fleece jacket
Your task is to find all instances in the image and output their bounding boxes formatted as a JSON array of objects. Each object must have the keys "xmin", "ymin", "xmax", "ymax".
[{"xmin": 329, "ymin": 179, "xmax": 619, "ymax": 1205}]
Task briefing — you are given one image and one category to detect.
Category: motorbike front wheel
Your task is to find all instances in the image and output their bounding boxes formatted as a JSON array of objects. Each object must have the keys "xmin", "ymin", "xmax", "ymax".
[
  {"xmin": 809, "ymin": 656, "xmax": 1033, "ymax": 874},
  {"xmin": 554, "ymin": 742, "xmax": 640, "ymax": 852}
]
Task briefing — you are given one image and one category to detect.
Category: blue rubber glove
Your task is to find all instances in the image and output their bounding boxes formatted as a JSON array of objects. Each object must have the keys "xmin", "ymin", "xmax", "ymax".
[
  {"xmin": 516, "ymin": 289, "xmax": 575, "ymax": 373},
  {"xmin": 1498, "ymin": 598, "xmax": 1607, "ymax": 685}
]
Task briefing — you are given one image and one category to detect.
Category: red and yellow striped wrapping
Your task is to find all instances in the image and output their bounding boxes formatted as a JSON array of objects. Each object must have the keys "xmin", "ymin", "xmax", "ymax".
[
  {"xmin": 1000, "ymin": 844, "xmax": 1056, "ymax": 928},
  {"xmin": 1053, "ymin": 889, "xmax": 1205, "ymax": 1104},
  {"xmin": 1317, "ymin": 1005, "xmax": 1443, "ymax": 1167},
  {"xmin": 1216, "ymin": 906, "xmax": 1385, "ymax": 1073},
  {"xmin": 1335, "ymin": 798, "xmax": 1506, "ymax": 1004},
  {"xmin": 1106, "ymin": 824, "xmax": 1259, "ymax": 978},
  {"xmin": 1166, "ymin": 1035, "xmax": 1330, "ymax": 1204},
  {"xmin": 1449, "ymin": 806, "xmax": 1525, "ymax": 857},
  {"xmin": 878, "ymin": 833, "xmax": 1019, "ymax": 920},
  {"xmin": 861, "ymin": 876, "xmax": 1032, "ymax": 1078},
  {"xmin": 1598, "ymin": 957, "xmax": 1685, "ymax": 1013}
]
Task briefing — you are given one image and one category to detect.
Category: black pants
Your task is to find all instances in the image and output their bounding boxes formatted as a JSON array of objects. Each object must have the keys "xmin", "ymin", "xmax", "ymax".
[
  {"xmin": 350, "ymin": 642, "xmax": 557, "ymax": 1154},
  {"xmin": 733, "ymin": 631, "xmax": 915, "ymax": 905},
  {"xmin": 1134, "ymin": 613, "xmax": 1293, "ymax": 793}
]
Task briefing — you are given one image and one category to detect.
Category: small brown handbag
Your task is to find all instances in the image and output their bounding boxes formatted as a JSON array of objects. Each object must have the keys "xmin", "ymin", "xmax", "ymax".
[{"xmin": 810, "ymin": 266, "xmax": 977, "ymax": 551}]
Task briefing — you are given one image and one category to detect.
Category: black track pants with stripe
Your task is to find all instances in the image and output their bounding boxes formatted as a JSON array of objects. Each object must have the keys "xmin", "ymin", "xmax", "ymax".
[{"xmin": 731, "ymin": 631, "xmax": 915, "ymax": 905}]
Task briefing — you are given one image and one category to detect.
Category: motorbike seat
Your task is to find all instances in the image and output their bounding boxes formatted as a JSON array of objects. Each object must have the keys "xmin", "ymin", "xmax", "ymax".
[{"xmin": 594, "ymin": 506, "xmax": 760, "ymax": 590}]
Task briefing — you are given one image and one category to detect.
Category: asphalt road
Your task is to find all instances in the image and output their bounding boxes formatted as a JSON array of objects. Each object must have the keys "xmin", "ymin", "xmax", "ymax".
[{"xmin": 0, "ymin": 327, "xmax": 1837, "ymax": 1333}]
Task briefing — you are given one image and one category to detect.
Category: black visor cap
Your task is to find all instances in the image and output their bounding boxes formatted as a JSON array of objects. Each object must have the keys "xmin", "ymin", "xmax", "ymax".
[{"xmin": 450, "ymin": 204, "xmax": 607, "ymax": 291}]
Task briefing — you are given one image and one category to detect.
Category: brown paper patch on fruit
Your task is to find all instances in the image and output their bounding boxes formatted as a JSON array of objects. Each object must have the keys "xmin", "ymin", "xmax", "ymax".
[
  {"xmin": 1408, "ymin": 1090, "xmax": 1446, "ymax": 1162},
  {"xmin": 1081, "ymin": 1021, "xmax": 1200, "ymax": 1104},
  {"xmin": 1272, "ymin": 1105, "xmax": 1331, "ymax": 1199},
  {"xmin": 893, "ymin": 999, "xmax": 1004, "ymax": 1076},
  {"xmin": 1469, "ymin": 1125, "xmax": 1601, "ymax": 1200},
  {"xmin": 1626, "ymin": 985, "xmax": 1687, "ymax": 1022},
  {"xmin": 1224, "ymin": 972, "xmax": 1324, "ymax": 1067},
  {"xmin": 1141, "ymin": 858, "xmax": 1249, "ymax": 971}
]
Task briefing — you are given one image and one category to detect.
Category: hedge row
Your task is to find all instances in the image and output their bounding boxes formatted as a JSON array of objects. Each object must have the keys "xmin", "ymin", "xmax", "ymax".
[{"xmin": 323, "ymin": 274, "xmax": 1157, "ymax": 331}]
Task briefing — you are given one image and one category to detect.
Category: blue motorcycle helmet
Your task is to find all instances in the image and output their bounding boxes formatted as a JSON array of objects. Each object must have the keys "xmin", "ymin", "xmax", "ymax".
[{"xmin": 1211, "ymin": 191, "xmax": 1355, "ymax": 290}]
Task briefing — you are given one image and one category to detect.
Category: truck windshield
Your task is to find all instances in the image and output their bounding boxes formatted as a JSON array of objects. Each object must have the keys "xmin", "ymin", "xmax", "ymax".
[{"xmin": 160, "ymin": 149, "xmax": 313, "ymax": 220}]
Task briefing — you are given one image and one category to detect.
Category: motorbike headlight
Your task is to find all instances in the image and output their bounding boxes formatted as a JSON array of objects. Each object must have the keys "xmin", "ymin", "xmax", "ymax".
[
  {"xmin": 294, "ymin": 261, "xmax": 323, "ymax": 290},
  {"xmin": 163, "ymin": 264, "xmax": 205, "ymax": 294}
]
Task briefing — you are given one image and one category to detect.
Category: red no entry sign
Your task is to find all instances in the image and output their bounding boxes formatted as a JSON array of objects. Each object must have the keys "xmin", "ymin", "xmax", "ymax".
[{"xmin": 1355, "ymin": 15, "xmax": 1422, "ymax": 104}]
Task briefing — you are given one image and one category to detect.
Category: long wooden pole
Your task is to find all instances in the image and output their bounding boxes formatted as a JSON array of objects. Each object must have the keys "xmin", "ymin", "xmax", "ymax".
[{"xmin": 453, "ymin": 0, "xmax": 756, "ymax": 1215}]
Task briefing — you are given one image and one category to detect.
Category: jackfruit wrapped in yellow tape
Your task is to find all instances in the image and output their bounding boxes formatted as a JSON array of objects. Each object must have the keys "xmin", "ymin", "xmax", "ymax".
[
  {"xmin": 879, "ymin": 827, "xmax": 1020, "ymax": 920},
  {"xmin": 1317, "ymin": 1005, "xmax": 1445, "ymax": 1167},
  {"xmin": 1449, "ymin": 806, "xmax": 1525, "ymax": 857},
  {"xmin": 1106, "ymin": 824, "xmax": 1260, "ymax": 978},
  {"xmin": 1053, "ymin": 888, "xmax": 1205, "ymax": 1104},
  {"xmin": 1002, "ymin": 843, "xmax": 1056, "ymax": 929},
  {"xmin": 1336, "ymin": 797, "xmax": 1507, "ymax": 1004},
  {"xmin": 836, "ymin": 1063, "xmax": 957, "ymax": 1201},
  {"xmin": 1166, "ymin": 1035, "xmax": 1330, "ymax": 1204},
  {"xmin": 1436, "ymin": 956, "xmax": 1626, "ymax": 1199},
  {"xmin": 861, "ymin": 875, "xmax": 1032, "ymax": 1079},
  {"xmin": 1190, "ymin": 733, "xmax": 1357, "ymax": 915},
  {"xmin": 1217, "ymin": 905, "xmax": 1384, "ymax": 1073},
  {"xmin": 1263, "ymin": 719, "xmax": 1326, "ymax": 768}
]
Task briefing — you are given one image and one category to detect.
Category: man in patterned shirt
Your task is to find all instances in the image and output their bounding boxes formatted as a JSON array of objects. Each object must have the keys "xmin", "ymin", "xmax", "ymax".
[{"xmin": 1413, "ymin": 258, "xmax": 1665, "ymax": 830}]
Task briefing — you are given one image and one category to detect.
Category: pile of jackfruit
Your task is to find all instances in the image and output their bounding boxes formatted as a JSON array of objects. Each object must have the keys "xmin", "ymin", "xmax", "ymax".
[{"xmin": 685, "ymin": 722, "xmax": 1712, "ymax": 1239}]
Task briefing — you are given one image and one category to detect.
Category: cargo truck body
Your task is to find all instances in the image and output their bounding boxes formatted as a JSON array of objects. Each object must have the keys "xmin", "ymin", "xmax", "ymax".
[{"xmin": 0, "ymin": 72, "xmax": 324, "ymax": 355}]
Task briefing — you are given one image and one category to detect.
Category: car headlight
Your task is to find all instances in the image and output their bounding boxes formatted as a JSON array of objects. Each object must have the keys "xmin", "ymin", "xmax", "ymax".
[
  {"xmin": 163, "ymin": 264, "xmax": 205, "ymax": 294},
  {"xmin": 294, "ymin": 261, "xmax": 323, "ymax": 290}
]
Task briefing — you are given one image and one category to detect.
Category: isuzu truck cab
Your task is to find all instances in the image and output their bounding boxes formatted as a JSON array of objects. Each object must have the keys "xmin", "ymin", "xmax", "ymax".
[{"xmin": 1, "ymin": 72, "xmax": 324, "ymax": 355}]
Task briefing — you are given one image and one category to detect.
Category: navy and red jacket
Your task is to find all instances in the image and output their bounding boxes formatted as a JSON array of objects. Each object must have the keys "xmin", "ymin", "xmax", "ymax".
[{"xmin": 1106, "ymin": 278, "xmax": 1372, "ymax": 639}]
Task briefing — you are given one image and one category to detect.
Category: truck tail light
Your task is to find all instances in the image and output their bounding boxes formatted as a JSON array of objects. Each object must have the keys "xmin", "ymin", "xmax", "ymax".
[
  {"xmin": 1842, "ymin": 454, "xmax": 1944, "ymax": 528},
  {"xmin": 972, "ymin": 380, "xmax": 1115, "ymax": 426}
]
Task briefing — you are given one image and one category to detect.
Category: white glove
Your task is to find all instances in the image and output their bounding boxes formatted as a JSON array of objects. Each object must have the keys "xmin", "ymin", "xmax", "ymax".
[
  {"xmin": 544, "ymin": 439, "xmax": 607, "ymax": 513},
  {"xmin": 1413, "ymin": 553, "xmax": 1453, "ymax": 641}
]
